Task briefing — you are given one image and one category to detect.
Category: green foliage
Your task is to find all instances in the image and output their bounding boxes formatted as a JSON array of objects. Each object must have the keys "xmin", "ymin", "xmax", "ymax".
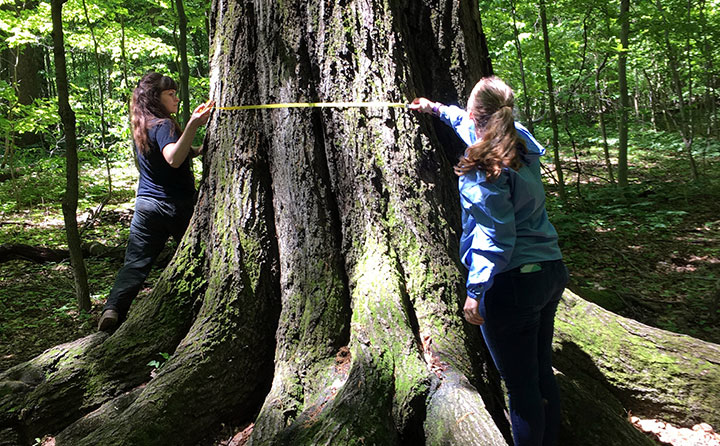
[
  {"xmin": 0, "ymin": 156, "xmax": 165, "ymax": 371},
  {"xmin": 540, "ymin": 119, "xmax": 720, "ymax": 343},
  {"xmin": 1, "ymin": 0, "xmax": 210, "ymax": 179},
  {"xmin": 147, "ymin": 352, "xmax": 171, "ymax": 370},
  {"xmin": 479, "ymin": 0, "xmax": 720, "ymax": 148},
  {"xmin": 0, "ymin": 1, "xmax": 51, "ymax": 47}
]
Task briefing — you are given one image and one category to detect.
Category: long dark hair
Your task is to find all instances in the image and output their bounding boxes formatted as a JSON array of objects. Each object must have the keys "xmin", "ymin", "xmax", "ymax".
[
  {"xmin": 130, "ymin": 72, "xmax": 181, "ymax": 154},
  {"xmin": 454, "ymin": 76, "xmax": 527, "ymax": 182}
]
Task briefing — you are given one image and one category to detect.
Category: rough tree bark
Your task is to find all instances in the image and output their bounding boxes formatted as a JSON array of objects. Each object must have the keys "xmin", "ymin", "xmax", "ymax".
[{"xmin": 1, "ymin": 1, "xmax": 718, "ymax": 446}]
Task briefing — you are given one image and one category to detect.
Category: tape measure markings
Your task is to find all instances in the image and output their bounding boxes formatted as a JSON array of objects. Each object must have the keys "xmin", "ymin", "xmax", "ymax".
[{"xmin": 212, "ymin": 101, "xmax": 408, "ymax": 111}]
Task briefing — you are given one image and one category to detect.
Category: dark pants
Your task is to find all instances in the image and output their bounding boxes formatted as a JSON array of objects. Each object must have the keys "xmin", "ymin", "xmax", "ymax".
[
  {"xmin": 103, "ymin": 196, "xmax": 193, "ymax": 320},
  {"xmin": 479, "ymin": 259, "xmax": 569, "ymax": 446}
]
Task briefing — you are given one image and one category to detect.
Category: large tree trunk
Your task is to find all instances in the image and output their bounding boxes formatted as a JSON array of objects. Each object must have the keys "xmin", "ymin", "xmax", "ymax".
[
  {"xmin": 1, "ymin": 1, "xmax": 718, "ymax": 445},
  {"xmin": 554, "ymin": 291, "xmax": 720, "ymax": 429}
]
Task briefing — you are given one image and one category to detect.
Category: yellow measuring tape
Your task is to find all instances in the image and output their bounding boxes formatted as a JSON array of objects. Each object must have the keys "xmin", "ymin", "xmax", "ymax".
[{"xmin": 212, "ymin": 101, "xmax": 408, "ymax": 111}]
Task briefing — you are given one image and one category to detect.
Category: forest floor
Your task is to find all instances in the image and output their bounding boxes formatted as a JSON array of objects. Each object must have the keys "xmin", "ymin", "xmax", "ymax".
[{"xmin": 1, "ymin": 126, "xmax": 719, "ymax": 434}]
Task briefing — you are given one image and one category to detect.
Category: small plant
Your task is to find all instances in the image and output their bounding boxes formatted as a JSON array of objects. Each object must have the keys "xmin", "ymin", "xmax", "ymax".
[{"xmin": 147, "ymin": 352, "xmax": 171, "ymax": 378}]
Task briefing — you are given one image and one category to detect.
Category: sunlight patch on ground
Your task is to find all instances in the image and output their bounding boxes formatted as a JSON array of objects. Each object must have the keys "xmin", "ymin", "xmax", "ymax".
[{"xmin": 631, "ymin": 416, "xmax": 720, "ymax": 446}]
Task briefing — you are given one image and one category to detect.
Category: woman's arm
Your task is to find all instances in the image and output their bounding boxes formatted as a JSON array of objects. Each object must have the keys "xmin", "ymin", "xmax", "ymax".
[
  {"xmin": 162, "ymin": 101, "xmax": 214, "ymax": 168},
  {"xmin": 408, "ymin": 97, "xmax": 443, "ymax": 115},
  {"xmin": 410, "ymin": 98, "xmax": 477, "ymax": 146}
]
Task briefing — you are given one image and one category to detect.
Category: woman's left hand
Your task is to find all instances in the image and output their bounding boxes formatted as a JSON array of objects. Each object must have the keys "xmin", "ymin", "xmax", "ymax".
[
  {"xmin": 189, "ymin": 100, "xmax": 215, "ymax": 128},
  {"xmin": 162, "ymin": 100, "xmax": 214, "ymax": 167},
  {"xmin": 463, "ymin": 296, "xmax": 484, "ymax": 325}
]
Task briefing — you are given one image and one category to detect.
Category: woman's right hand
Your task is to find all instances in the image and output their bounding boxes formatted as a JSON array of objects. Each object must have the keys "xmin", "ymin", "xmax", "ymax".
[
  {"xmin": 463, "ymin": 296, "xmax": 485, "ymax": 326},
  {"xmin": 409, "ymin": 97, "xmax": 440, "ymax": 115}
]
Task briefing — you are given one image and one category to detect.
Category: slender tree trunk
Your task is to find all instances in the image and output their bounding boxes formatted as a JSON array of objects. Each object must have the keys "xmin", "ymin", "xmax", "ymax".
[
  {"xmin": 44, "ymin": 46, "xmax": 56, "ymax": 98},
  {"xmin": 595, "ymin": 56, "xmax": 615, "ymax": 184},
  {"xmin": 699, "ymin": 0, "xmax": 717, "ymax": 152},
  {"xmin": 2, "ymin": 103, "xmax": 18, "ymax": 204},
  {"xmin": 120, "ymin": 15, "xmax": 129, "ymax": 92},
  {"xmin": 642, "ymin": 69, "xmax": 658, "ymax": 130},
  {"xmin": 617, "ymin": 0, "xmax": 630, "ymax": 187},
  {"xmin": 80, "ymin": 0, "xmax": 113, "ymax": 220},
  {"xmin": 633, "ymin": 68, "xmax": 641, "ymax": 122},
  {"xmin": 685, "ymin": 0, "xmax": 693, "ymax": 141},
  {"xmin": 68, "ymin": 48, "xmax": 76, "ymax": 84},
  {"xmin": 509, "ymin": 0, "xmax": 533, "ymax": 133},
  {"xmin": 51, "ymin": 0, "xmax": 90, "ymax": 311},
  {"xmin": 176, "ymin": 0, "xmax": 191, "ymax": 125},
  {"xmin": 538, "ymin": 0, "xmax": 565, "ymax": 200},
  {"xmin": 82, "ymin": 53, "xmax": 94, "ymax": 105},
  {"xmin": 1, "ymin": 57, "xmax": 15, "ymax": 170},
  {"xmin": 106, "ymin": 63, "xmax": 113, "ymax": 101},
  {"xmin": 2, "ymin": 116, "xmax": 12, "ymax": 171},
  {"xmin": 658, "ymin": 69, "xmax": 673, "ymax": 131},
  {"xmin": 657, "ymin": 0, "xmax": 699, "ymax": 180}
]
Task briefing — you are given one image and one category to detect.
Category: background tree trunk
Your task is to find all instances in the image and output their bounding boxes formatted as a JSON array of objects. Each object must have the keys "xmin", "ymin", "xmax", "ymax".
[
  {"xmin": 538, "ymin": 0, "xmax": 565, "ymax": 201},
  {"xmin": 509, "ymin": 0, "xmax": 534, "ymax": 133},
  {"xmin": 656, "ymin": 0, "xmax": 699, "ymax": 180},
  {"xmin": 617, "ymin": 0, "xmax": 630, "ymax": 187},
  {"xmin": 80, "ymin": 0, "xmax": 113, "ymax": 219},
  {"xmin": 176, "ymin": 0, "xmax": 191, "ymax": 125},
  {"xmin": 2, "ymin": 1, "xmax": 719, "ymax": 445},
  {"xmin": 595, "ymin": 56, "xmax": 615, "ymax": 184},
  {"xmin": 51, "ymin": 0, "xmax": 90, "ymax": 311}
]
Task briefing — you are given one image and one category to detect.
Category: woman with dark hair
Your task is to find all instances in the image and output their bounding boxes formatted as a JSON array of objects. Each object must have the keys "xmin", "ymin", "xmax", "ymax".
[
  {"xmin": 98, "ymin": 72, "xmax": 213, "ymax": 331},
  {"xmin": 410, "ymin": 76, "xmax": 568, "ymax": 446}
]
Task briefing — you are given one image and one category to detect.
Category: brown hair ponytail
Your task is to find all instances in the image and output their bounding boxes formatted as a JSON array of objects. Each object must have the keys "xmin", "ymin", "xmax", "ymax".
[{"xmin": 454, "ymin": 76, "xmax": 526, "ymax": 181}]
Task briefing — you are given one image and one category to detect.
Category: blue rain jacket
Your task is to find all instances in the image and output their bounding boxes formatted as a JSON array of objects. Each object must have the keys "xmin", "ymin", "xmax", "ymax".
[{"xmin": 438, "ymin": 105, "xmax": 562, "ymax": 299}]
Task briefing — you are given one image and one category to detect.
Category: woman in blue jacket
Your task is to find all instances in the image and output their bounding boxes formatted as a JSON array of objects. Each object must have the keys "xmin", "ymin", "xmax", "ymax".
[
  {"xmin": 411, "ymin": 76, "xmax": 568, "ymax": 446},
  {"xmin": 98, "ymin": 72, "xmax": 213, "ymax": 331}
]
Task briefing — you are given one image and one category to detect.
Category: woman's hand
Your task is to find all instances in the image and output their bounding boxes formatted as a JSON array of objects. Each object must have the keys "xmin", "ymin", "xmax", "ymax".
[
  {"xmin": 187, "ymin": 100, "xmax": 215, "ymax": 129},
  {"xmin": 409, "ymin": 97, "xmax": 441, "ymax": 115},
  {"xmin": 162, "ymin": 99, "xmax": 214, "ymax": 167},
  {"xmin": 463, "ymin": 296, "xmax": 484, "ymax": 326}
]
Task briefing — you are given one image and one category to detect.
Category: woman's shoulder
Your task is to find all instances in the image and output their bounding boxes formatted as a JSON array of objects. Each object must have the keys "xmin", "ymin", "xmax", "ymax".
[
  {"xmin": 148, "ymin": 118, "xmax": 179, "ymax": 139},
  {"xmin": 148, "ymin": 117, "xmax": 173, "ymax": 130},
  {"xmin": 514, "ymin": 122, "xmax": 544, "ymax": 156}
]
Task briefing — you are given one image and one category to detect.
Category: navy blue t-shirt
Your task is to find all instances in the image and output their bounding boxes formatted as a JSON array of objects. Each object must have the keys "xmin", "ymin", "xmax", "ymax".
[{"xmin": 136, "ymin": 119, "xmax": 195, "ymax": 201}]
